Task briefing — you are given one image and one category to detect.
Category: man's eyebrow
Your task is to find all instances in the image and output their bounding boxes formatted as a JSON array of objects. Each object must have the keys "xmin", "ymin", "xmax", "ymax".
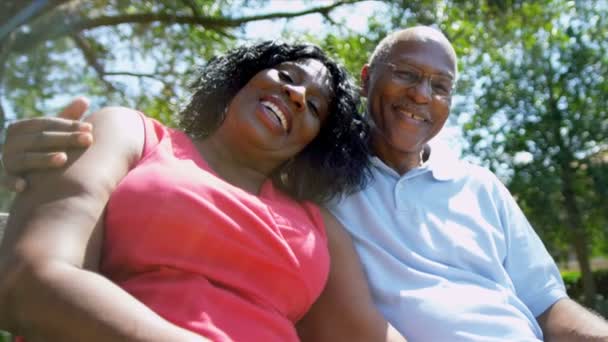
[{"xmin": 392, "ymin": 60, "xmax": 455, "ymax": 79}]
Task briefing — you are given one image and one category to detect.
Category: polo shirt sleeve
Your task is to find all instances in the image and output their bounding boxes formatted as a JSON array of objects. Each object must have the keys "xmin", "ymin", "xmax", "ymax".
[{"xmin": 495, "ymin": 178, "xmax": 568, "ymax": 317}]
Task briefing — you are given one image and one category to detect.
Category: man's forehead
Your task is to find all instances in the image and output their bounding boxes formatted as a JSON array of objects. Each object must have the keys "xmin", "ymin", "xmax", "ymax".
[
  {"xmin": 397, "ymin": 26, "xmax": 448, "ymax": 42},
  {"xmin": 386, "ymin": 38, "xmax": 456, "ymax": 77}
]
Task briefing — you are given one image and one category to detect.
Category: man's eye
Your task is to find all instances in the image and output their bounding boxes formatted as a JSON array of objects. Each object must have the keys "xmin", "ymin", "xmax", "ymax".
[
  {"xmin": 395, "ymin": 70, "xmax": 419, "ymax": 82},
  {"xmin": 278, "ymin": 70, "xmax": 294, "ymax": 83},
  {"xmin": 432, "ymin": 80, "xmax": 452, "ymax": 96}
]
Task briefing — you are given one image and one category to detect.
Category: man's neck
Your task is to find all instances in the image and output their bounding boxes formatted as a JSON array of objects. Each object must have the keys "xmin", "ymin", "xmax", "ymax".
[{"xmin": 372, "ymin": 140, "xmax": 427, "ymax": 176}]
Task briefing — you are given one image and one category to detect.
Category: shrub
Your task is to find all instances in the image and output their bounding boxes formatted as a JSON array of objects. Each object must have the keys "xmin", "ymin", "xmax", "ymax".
[{"xmin": 562, "ymin": 269, "xmax": 608, "ymax": 317}]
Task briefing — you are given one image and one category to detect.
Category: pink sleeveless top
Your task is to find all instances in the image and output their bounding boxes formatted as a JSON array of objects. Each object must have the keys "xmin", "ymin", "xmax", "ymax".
[{"xmin": 100, "ymin": 114, "xmax": 330, "ymax": 341}]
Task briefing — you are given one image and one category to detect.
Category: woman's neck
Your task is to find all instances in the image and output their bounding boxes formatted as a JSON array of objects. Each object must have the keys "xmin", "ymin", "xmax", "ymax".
[{"xmin": 193, "ymin": 136, "xmax": 273, "ymax": 195}]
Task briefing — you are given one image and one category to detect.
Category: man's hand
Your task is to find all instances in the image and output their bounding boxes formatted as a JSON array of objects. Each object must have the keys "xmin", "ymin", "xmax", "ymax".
[{"xmin": 1, "ymin": 97, "xmax": 93, "ymax": 192}]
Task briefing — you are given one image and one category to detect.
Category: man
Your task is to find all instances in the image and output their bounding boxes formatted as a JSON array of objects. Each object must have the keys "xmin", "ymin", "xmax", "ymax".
[
  {"xmin": 326, "ymin": 26, "xmax": 608, "ymax": 341},
  {"xmin": 3, "ymin": 26, "xmax": 608, "ymax": 341}
]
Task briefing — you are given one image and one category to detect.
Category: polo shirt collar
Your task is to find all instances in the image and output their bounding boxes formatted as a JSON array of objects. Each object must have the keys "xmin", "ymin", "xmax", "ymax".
[{"xmin": 370, "ymin": 146, "xmax": 466, "ymax": 182}]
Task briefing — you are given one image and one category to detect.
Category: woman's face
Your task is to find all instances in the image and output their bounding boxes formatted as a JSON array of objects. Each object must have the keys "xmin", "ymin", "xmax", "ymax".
[{"xmin": 220, "ymin": 58, "xmax": 334, "ymax": 163}]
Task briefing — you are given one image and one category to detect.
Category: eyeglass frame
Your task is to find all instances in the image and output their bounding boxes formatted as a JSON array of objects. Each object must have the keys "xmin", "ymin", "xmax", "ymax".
[{"xmin": 375, "ymin": 62, "xmax": 455, "ymax": 99}]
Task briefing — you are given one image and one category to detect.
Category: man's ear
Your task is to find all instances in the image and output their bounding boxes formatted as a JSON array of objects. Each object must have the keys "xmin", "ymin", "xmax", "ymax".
[{"xmin": 360, "ymin": 64, "xmax": 370, "ymax": 98}]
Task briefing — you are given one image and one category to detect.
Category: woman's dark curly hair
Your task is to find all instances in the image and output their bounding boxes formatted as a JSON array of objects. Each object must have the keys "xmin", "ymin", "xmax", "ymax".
[{"xmin": 179, "ymin": 40, "xmax": 370, "ymax": 204}]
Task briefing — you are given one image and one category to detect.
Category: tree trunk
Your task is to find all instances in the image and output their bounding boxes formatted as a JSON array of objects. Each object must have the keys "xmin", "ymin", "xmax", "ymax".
[{"xmin": 561, "ymin": 167, "xmax": 596, "ymax": 308}]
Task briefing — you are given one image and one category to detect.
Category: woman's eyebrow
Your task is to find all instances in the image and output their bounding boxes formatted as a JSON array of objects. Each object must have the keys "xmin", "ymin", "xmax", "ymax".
[{"xmin": 286, "ymin": 63, "xmax": 332, "ymax": 101}]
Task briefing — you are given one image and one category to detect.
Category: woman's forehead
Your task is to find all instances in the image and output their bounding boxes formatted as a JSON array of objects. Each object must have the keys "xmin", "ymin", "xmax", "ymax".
[
  {"xmin": 282, "ymin": 59, "xmax": 334, "ymax": 96},
  {"xmin": 285, "ymin": 59, "xmax": 331, "ymax": 79}
]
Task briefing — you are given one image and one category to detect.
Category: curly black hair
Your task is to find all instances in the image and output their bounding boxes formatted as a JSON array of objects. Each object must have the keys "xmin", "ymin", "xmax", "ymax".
[{"xmin": 179, "ymin": 40, "xmax": 370, "ymax": 204}]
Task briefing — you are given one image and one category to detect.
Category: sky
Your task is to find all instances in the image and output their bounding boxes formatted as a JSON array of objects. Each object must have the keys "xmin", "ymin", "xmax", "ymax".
[{"xmin": 242, "ymin": 0, "xmax": 383, "ymax": 38}]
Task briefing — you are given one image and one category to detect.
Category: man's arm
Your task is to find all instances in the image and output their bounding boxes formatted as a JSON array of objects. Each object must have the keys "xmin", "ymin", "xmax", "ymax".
[
  {"xmin": 491, "ymin": 175, "xmax": 608, "ymax": 341},
  {"xmin": 297, "ymin": 208, "xmax": 407, "ymax": 342},
  {"xmin": 0, "ymin": 107, "xmax": 206, "ymax": 341},
  {"xmin": 538, "ymin": 297, "xmax": 608, "ymax": 342}
]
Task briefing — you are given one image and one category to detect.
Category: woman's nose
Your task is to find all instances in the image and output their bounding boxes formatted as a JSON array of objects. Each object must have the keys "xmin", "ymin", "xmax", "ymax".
[{"xmin": 283, "ymin": 84, "xmax": 306, "ymax": 110}]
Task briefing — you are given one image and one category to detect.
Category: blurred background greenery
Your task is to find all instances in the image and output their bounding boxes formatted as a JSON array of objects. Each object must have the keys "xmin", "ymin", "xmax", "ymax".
[{"xmin": 1, "ymin": 0, "xmax": 607, "ymax": 338}]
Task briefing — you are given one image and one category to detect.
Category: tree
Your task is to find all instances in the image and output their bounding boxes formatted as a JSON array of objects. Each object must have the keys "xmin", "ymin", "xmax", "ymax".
[
  {"xmin": 459, "ymin": 1, "xmax": 608, "ymax": 307},
  {"xmin": 0, "ymin": 0, "xmax": 362, "ymax": 126}
]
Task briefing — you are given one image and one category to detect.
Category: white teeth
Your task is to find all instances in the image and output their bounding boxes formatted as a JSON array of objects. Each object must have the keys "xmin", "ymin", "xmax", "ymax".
[
  {"xmin": 261, "ymin": 101, "xmax": 288, "ymax": 131},
  {"xmin": 404, "ymin": 111, "xmax": 426, "ymax": 122}
]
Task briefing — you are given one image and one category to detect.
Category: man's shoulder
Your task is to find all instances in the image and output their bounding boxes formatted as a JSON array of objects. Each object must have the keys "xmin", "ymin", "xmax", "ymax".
[
  {"xmin": 458, "ymin": 160, "xmax": 498, "ymax": 181},
  {"xmin": 429, "ymin": 155, "xmax": 498, "ymax": 183}
]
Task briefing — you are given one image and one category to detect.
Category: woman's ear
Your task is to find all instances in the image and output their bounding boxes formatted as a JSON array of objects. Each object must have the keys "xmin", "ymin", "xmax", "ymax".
[{"xmin": 360, "ymin": 64, "xmax": 370, "ymax": 98}]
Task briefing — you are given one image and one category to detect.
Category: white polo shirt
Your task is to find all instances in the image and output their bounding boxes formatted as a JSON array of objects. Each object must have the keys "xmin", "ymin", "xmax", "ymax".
[{"xmin": 329, "ymin": 151, "xmax": 567, "ymax": 341}]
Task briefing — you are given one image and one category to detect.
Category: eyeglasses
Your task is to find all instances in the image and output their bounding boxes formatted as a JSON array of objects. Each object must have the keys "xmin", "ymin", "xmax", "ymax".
[{"xmin": 379, "ymin": 62, "xmax": 454, "ymax": 99}]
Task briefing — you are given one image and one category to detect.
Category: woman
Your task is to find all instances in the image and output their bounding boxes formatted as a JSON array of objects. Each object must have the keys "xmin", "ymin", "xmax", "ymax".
[{"xmin": 0, "ymin": 41, "xmax": 405, "ymax": 341}]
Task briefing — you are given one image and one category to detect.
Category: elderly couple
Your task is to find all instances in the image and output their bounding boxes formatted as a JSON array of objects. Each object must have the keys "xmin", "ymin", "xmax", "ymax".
[{"xmin": 0, "ymin": 26, "xmax": 607, "ymax": 341}]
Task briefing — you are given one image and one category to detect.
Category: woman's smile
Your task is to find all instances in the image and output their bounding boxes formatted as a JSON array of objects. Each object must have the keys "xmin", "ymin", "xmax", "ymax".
[{"xmin": 260, "ymin": 97, "xmax": 291, "ymax": 133}]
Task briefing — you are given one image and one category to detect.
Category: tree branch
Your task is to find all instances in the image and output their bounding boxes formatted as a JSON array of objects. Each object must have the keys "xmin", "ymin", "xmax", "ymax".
[
  {"xmin": 0, "ymin": 96, "xmax": 5, "ymax": 133},
  {"xmin": 0, "ymin": 31, "xmax": 17, "ymax": 128},
  {"xmin": 181, "ymin": 0, "xmax": 203, "ymax": 17},
  {"xmin": 11, "ymin": 0, "xmax": 360, "ymax": 54},
  {"xmin": 104, "ymin": 71, "xmax": 164, "ymax": 81},
  {"xmin": 71, "ymin": 33, "xmax": 117, "ymax": 93}
]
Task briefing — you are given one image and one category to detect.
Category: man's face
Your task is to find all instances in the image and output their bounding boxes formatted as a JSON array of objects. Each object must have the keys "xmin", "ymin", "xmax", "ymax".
[{"xmin": 362, "ymin": 38, "xmax": 455, "ymax": 156}]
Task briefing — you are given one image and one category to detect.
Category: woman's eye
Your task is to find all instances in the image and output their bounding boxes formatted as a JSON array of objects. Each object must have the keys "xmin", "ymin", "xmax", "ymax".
[
  {"xmin": 307, "ymin": 101, "xmax": 319, "ymax": 116},
  {"xmin": 278, "ymin": 70, "xmax": 293, "ymax": 83}
]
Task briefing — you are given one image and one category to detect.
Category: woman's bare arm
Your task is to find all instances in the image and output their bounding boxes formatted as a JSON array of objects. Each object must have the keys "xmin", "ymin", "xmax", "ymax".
[
  {"xmin": 297, "ymin": 208, "xmax": 407, "ymax": 342},
  {"xmin": 0, "ymin": 107, "xmax": 206, "ymax": 342}
]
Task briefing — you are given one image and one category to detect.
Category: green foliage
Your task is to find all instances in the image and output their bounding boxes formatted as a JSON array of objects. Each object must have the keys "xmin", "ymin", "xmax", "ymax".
[
  {"xmin": 457, "ymin": 0, "xmax": 608, "ymax": 258},
  {"xmin": 563, "ymin": 271, "xmax": 578, "ymax": 287},
  {"xmin": 2, "ymin": 0, "xmax": 238, "ymax": 126},
  {"xmin": 562, "ymin": 269, "xmax": 608, "ymax": 316}
]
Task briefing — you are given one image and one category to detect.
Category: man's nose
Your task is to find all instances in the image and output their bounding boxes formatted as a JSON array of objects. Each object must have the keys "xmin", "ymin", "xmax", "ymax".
[
  {"xmin": 407, "ymin": 78, "xmax": 432, "ymax": 104},
  {"xmin": 283, "ymin": 84, "xmax": 306, "ymax": 111}
]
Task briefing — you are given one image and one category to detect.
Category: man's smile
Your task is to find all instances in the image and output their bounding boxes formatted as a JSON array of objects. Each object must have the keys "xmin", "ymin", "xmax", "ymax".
[{"xmin": 394, "ymin": 106, "xmax": 431, "ymax": 123}]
